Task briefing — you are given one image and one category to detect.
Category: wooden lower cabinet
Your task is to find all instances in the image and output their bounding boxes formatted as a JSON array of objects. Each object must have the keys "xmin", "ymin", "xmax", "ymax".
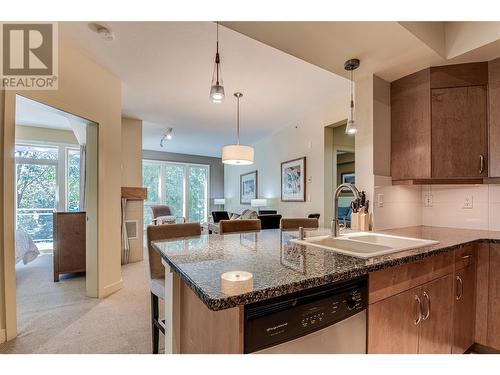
[
  {"xmin": 452, "ymin": 263, "xmax": 476, "ymax": 353},
  {"xmin": 368, "ymin": 274, "xmax": 454, "ymax": 354},
  {"xmin": 368, "ymin": 287, "xmax": 420, "ymax": 354},
  {"xmin": 419, "ymin": 274, "xmax": 454, "ymax": 353},
  {"xmin": 487, "ymin": 244, "xmax": 500, "ymax": 350}
]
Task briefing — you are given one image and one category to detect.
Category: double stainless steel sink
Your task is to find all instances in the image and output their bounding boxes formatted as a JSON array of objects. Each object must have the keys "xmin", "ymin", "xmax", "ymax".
[{"xmin": 291, "ymin": 232, "xmax": 439, "ymax": 259}]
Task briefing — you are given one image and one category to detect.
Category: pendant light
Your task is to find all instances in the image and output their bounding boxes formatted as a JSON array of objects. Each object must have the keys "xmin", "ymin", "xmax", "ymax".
[
  {"xmin": 344, "ymin": 58, "xmax": 360, "ymax": 135},
  {"xmin": 222, "ymin": 92, "xmax": 254, "ymax": 165},
  {"xmin": 209, "ymin": 22, "xmax": 225, "ymax": 103}
]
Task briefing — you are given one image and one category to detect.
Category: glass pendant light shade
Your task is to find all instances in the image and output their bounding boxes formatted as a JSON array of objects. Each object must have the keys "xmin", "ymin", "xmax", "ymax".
[
  {"xmin": 222, "ymin": 144, "xmax": 254, "ymax": 165},
  {"xmin": 344, "ymin": 58, "xmax": 360, "ymax": 135},
  {"xmin": 210, "ymin": 83, "xmax": 225, "ymax": 103},
  {"xmin": 345, "ymin": 100, "xmax": 357, "ymax": 135},
  {"xmin": 345, "ymin": 119, "xmax": 357, "ymax": 135},
  {"xmin": 210, "ymin": 23, "xmax": 225, "ymax": 103}
]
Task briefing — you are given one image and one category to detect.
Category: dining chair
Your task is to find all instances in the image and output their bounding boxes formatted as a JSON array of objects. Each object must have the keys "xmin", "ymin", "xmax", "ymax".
[
  {"xmin": 218, "ymin": 219, "xmax": 261, "ymax": 234},
  {"xmin": 280, "ymin": 218, "xmax": 319, "ymax": 230},
  {"xmin": 146, "ymin": 222, "xmax": 201, "ymax": 354}
]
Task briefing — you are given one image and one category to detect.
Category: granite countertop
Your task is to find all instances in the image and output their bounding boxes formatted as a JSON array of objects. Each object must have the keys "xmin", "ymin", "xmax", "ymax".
[{"xmin": 152, "ymin": 226, "xmax": 500, "ymax": 311}]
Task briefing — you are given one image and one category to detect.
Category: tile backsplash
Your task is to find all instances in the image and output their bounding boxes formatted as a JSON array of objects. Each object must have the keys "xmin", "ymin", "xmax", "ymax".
[
  {"xmin": 374, "ymin": 181, "xmax": 500, "ymax": 231},
  {"xmin": 422, "ymin": 185, "xmax": 500, "ymax": 230}
]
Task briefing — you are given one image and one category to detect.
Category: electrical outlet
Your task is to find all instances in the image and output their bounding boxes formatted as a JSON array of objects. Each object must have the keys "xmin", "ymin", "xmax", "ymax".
[
  {"xmin": 463, "ymin": 195, "xmax": 473, "ymax": 209},
  {"xmin": 377, "ymin": 193, "xmax": 384, "ymax": 208},
  {"xmin": 424, "ymin": 192, "xmax": 433, "ymax": 207}
]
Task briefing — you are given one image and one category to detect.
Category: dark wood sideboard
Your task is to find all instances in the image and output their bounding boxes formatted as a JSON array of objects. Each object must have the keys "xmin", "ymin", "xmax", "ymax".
[{"xmin": 53, "ymin": 212, "xmax": 86, "ymax": 282}]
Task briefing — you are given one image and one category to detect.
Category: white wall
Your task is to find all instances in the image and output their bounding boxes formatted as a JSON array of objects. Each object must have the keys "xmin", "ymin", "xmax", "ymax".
[
  {"xmin": 373, "ymin": 182, "xmax": 500, "ymax": 231},
  {"xmin": 373, "ymin": 177, "xmax": 423, "ymax": 230},
  {"xmin": 224, "ymin": 95, "xmax": 349, "ymax": 224},
  {"xmin": 422, "ymin": 184, "xmax": 500, "ymax": 231}
]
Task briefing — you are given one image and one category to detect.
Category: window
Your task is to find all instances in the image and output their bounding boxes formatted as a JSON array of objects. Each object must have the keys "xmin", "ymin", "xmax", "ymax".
[
  {"xmin": 66, "ymin": 148, "xmax": 81, "ymax": 212},
  {"xmin": 142, "ymin": 160, "xmax": 209, "ymax": 227},
  {"xmin": 15, "ymin": 143, "xmax": 81, "ymax": 249}
]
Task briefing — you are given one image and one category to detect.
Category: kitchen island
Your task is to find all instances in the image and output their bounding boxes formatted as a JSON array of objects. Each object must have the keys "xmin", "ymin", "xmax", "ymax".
[{"xmin": 152, "ymin": 226, "xmax": 500, "ymax": 354}]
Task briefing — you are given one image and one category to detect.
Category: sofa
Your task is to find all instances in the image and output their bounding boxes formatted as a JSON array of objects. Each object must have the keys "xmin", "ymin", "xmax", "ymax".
[{"xmin": 210, "ymin": 209, "xmax": 282, "ymax": 231}]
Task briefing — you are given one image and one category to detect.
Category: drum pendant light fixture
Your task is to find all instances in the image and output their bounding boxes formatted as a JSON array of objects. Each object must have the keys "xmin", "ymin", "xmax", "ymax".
[
  {"xmin": 209, "ymin": 22, "xmax": 225, "ymax": 103},
  {"xmin": 222, "ymin": 92, "xmax": 254, "ymax": 165},
  {"xmin": 344, "ymin": 58, "xmax": 360, "ymax": 135}
]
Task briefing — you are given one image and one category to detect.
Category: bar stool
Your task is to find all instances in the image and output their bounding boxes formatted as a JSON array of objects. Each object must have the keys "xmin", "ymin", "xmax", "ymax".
[{"xmin": 146, "ymin": 222, "xmax": 201, "ymax": 353}]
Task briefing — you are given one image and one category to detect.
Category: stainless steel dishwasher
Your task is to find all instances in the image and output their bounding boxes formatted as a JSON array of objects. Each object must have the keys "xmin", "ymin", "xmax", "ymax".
[{"xmin": 244, "ymin": 277, "xmax": 367, "ymax": 354}]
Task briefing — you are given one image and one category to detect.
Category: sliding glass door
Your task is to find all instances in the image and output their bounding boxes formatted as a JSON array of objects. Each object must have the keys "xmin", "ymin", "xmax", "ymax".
[{"xmin": 143, "ymin": 160, "xmax": 209, "ymax": 226}]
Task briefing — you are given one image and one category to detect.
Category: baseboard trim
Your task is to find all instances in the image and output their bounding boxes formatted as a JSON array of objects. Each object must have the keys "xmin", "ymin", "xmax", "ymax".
[
  {"xmin": 101, "ymin": 278, "xmax": 123, "ymax": 298},
  {"xmin": 0, "ymin": 329, "xmax": 6, "ymax": 344}
]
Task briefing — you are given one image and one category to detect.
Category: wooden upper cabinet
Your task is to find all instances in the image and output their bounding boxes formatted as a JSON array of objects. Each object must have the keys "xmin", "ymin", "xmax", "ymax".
[
  {"xmin": 430, "ymin": 62, "xmax": 488, "ymax": 89},
  {"xmin": 391, "ymin": 61, "xmax": 491, "ymax": 182},
  {"xmin": 391, "ymin": 68, "xmax": 431, "ymax": 180},
  {"xmin": 431, "ymin": 85, "xmax": 488, "ymax": 178},
  {"xmin": 489, "ymin": 58, "xmax": 500, "ymax": 177}
]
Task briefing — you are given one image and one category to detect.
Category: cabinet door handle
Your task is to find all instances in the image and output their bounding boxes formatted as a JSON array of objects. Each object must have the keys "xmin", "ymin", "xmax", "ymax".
[
  {"xmin": 461, "ymin": 254, "xmax": 472, "ymax": 260},
  {"xmin": 414, "ymin": 295, "xmax": 423, "ymax": 325},
  {"xmin": 422, "ymin": 291, "xmax": 431, "ymax": 321},
  {"xmin": 456, "ymin": 276, "xmax": 464, "ymax": 301},
  {"xmin": 479, "ymin": 155, "xmax": 485, "ymax": 174}
]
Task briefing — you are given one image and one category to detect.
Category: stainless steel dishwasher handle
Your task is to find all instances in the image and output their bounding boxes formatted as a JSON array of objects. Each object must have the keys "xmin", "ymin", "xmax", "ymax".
[
  {"xmin": 414, "ymin": 295, "xmax": 423, "ymax": 325},
  {"xmin": 456, "ymin": 276, "xmax": 464, "ymax": 301},
  {"xmin": 422, "ymin": 291, "xmax": 431, "ymax": 321}
]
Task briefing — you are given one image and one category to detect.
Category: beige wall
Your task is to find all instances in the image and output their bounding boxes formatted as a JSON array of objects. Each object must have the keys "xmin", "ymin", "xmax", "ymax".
[
  {"xmin": 121, "ymin": 117, "xmax": 144, "ymax": 263},
  {"xmin": 0, "ymin": 88, "xmax": 5, "ymax": 343},
  {"xmin": 1, "ymin": 45, "xmax": 123, "ymax": 340},
  {"xmin": 224, "ymin": 95, "xmax": 349, "ymax": 225},
  {"xmin": 15, "ymin": 125, "xmax": 78, "ymax": 145}
]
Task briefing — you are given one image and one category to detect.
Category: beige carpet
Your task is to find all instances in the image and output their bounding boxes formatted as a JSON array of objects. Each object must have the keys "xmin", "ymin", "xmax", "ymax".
[{"xmin": 0, "ymin": 252, "xmax": 160, "ymax": 354}]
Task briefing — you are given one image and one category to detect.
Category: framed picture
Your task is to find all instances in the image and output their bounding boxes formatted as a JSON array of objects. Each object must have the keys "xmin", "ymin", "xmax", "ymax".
[
  {"xmin": 341, "ymin": 172, "xmax": 355, "ymax": 185},
  {"xmin": 281, "ymin": 157, "xmax": 306, "ymax": 202},
  {"xmin": 240, "ymin": 170, "xmax": 258, "ymax": 205}
]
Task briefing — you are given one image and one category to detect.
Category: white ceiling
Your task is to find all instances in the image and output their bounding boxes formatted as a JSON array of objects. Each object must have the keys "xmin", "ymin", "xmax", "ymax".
[
  {"xmin": 60, "ymin": 22, "xmax": 350, "ymax": 157},
  {"xmin": 223, "ymin": 21, "xmax": 500, "ymax": 82},
  {"xmin": 15, "ymin": 95, "xmax": 91, "ymax": 144}
]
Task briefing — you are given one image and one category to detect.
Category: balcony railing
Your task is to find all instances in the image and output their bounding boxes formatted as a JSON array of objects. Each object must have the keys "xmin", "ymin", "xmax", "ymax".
[{"xmin": 16, "ymin": 207, "xmax": 55, "ymax": 244}]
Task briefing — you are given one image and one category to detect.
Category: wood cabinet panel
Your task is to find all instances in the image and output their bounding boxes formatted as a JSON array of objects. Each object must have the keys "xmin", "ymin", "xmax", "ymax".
[
  {"xmin": 391, "ymin": 68, "xmax": 431, "ymax": 180},
  {"xmin": 453, "ymin": 264, "xmax": 476, "ymax": 354},
  {"xmin": 454, "ymin": 244, "xmax": 476, "ymax": 270},
  {"xmin": 487, "ymin": 244, "xmax": 500, "ymax": 350},
  {"xmin": 431, "ymin": 86, "xmax": 488, "ymax": 178},
  {"xmin": 53, "ymin": 212, "xmax": 86, "ymax": 282},
  {"xmin": 369, "ymin": 252, "xmax": 453, "ymax": 304},
  {"xmin": 489, "ymin": 58, "xmax": 500, "ymax": 177},
  {"xmin": 430, "ymin": 62, "xmax": 488, "ymax": 89},
  {"xmin": 177, "ymin": 274, "xmax": 243, "ymax": 353},
  {"xmin": 475, "ymin": 243, "xmax": 490, "ymax": 345},
  {"xmin": 419, "ymin": 274, "xmax": 454, "ymax": 354},
  {"xmin": 368, "ymin": 287, "xmax": 420, "ymax": 354}
]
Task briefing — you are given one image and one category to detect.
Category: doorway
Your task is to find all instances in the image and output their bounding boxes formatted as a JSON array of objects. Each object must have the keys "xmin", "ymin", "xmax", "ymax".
[
  {"xmin": 13, "ymin": 95, "xmax": 99, "ymax": 337},
  {"xmin": 324, "ymin": 122, "xmax": 356, "ymax": 226}
]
